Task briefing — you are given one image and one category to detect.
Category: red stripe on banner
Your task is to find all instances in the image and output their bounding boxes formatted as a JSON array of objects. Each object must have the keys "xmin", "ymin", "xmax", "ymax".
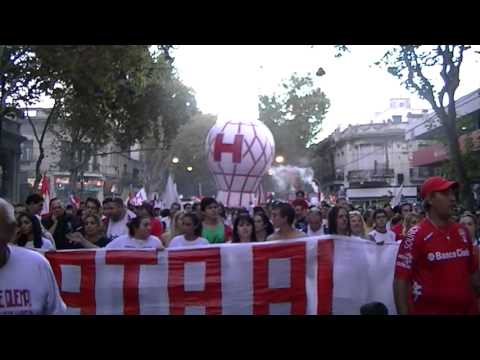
[
  {"xmin": 168, "ymin": 248, "xmax": 222, "ymax": 315},
  {"xmin": 252, "ymin": 242, "xmax": 307, "ymax": 315},
  {"xmin": 317, "ymin": 239, "xmax": 334, "ymax": 315},
  {"xmin": 47, "ymin": 251, "xmax": 96, "ymax": 315},
  {"xmin": 105, "ymin": 251, "xmax": 158, "ymax": 315}
]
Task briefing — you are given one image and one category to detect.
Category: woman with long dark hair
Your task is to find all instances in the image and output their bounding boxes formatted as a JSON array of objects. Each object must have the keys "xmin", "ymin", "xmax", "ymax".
[
  {"xmin": 67, "ymin": 215, "xmax": 110, "ymax": 248},
  {"xmin": 106, "ymin": 216, "xmax": 164, "ymax": 249},
  {"xmin": 327, "ymin": 206, "xmax": 351, "ymax": 236},
  {"xmin": 169, "ymin": 213, "xmax": 209, "ymax": 248},
  {"xmin": 253, "ymin": 212, "xmax": 274, "ymax": 241},
  {"xmin": 15, "ymin": 212, "xmax": 55, "ymax": 250},
  {"xmin": 232, "ymin": 214, "xmax": 257, "ymax": 243}
]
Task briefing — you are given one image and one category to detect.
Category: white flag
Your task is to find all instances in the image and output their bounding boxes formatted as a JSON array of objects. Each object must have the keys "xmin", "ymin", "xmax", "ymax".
[{"xmin": 134, "ymin": 188, "xmax": 148, "ymax": 206}]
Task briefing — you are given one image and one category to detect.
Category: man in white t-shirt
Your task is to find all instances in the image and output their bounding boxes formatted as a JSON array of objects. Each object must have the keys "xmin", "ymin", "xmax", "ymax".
[
  {"xmin": 306, "ymin": 209, "xmax": 325, "ymax": 237},
  {"xmin": 104, "ymin": 198, "xmax": 136, "ymax": 242},
  {"xmin": 368, "ymin": 209, "xmax": 397, "ymax": 245},
  {"xmin": 0, "ymin": 198, "xmax": 66, "ymax": 315},
  {"xmin": 106, "ymin": 234, "xmax": 163, "ymax": 249}
]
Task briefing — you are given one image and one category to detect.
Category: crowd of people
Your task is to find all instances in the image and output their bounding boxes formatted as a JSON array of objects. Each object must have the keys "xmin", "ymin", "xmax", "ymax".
[
  {"xmin": 2, "ymin": 175, "xmax": 480, "ymax": 314},
  {"xmin": 4, "ymin": 180, "xmax": 480, "ymax": 252}
]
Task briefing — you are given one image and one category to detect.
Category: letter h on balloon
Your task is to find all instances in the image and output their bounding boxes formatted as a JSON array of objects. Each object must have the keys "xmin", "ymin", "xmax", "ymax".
[{"xmin": 213, "ymin": 134, "xmax": 244, "ymax": 163}]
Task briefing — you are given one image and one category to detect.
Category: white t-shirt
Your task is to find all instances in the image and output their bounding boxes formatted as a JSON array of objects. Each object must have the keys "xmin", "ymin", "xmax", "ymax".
[
  {"xmin": 307, "ymin": 226, "xmax": 325, "ymax": 237},
  {"xmin": 106, "ymin": 211, "xmax": 136, "ymax": 242},
  {"xmin": 0, "ymin": 245, "xmax": 66, "ymax": 315},
  {"xmin": 161, "ymin": 217, "xmax": 171, "ymax": 231},
  {"xmin": 169, "ymin": 235, "xmax": 209, "ymax": 248},
  {"xmin": 105, "ymin": 234, "xmax": 162, "ymax": 249},
  {"xmin": 24, "ymin": 237, "xmax": 55, "ymax": 251},
  {"xmin": 368, "ymin": 229, "xmax": 397, "ymax": 244}
]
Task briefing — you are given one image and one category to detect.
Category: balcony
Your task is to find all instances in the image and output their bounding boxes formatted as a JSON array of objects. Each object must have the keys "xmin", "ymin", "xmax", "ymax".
[
  {"xmin": 410, "ymin": 167, "xmax": 434, "ymax": 182},
  {"xmin": 347, "ymin": 168, "xmax": 394, "ymax": 181}
]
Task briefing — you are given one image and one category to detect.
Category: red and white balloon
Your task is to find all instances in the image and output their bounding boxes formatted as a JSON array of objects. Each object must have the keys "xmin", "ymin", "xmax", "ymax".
[{"xmin": 206, "ymin": 119, "xmax": 275, "ymax": 208}]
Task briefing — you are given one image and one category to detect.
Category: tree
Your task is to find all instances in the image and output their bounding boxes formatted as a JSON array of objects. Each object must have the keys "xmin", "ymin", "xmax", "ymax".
[
  {"xmin": 140, "ymin": 64, "xmax": 198, "ymax": 195},
  {"xmin": 258, "ymin": 73, "xmax": 330, "ymax": 166},
  {"xmin": 334, "ymin": 45, "xmax": 479, "ymax": 210},
  {"xmin": 429, "ymin": 113, "xmax": 480, "ymax": 184},
  {"xmin": 32, "ymin": 45, "xmax": 159, "ymax": 193},
  {"xmin": 0, "ymin": 46, "xmax": 46, "ymax": 148},
  {"xmin": 168, "ymin": 113, "xmax": 217, "ymax": 197},
  {"xmin": 376, "ymin": 45, "xmax": 476, "ymax": 210}
]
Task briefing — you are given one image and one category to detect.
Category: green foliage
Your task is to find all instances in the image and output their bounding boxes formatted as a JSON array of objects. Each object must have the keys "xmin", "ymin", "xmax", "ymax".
[
  {"xmin": 26, "ymin": 45, "xmax": 197, "ymax": 192},
  {"xmin": 169, "ymin": 113, "xmax": 218, "ymax": 197},
  {"xmin": 364, "ymin": 45, "xmax": 476, "ymax": 208},
  {"xmin": 258, "ymin": 73, "xmax": 330, "ymax": 165},
  {"xmin": 0, "ymin": 46, "xmax": 44, "ymax": 117}
]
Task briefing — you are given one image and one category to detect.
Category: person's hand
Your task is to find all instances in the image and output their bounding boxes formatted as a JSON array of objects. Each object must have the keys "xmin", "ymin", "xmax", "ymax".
[
  {"xmin": 66, "ymin": 232, "xmax": 85, "ymax": 245},
  {"xmin": 156, "ymin": 243, "xmax": 165, "ymax": 251},
  {"xmin": 51, "ymin": 214, "xmax": 58, "ymax": 223},
  {"xmin": 14, "ymin": 228, "xmax": 22, "ymax": 242}
]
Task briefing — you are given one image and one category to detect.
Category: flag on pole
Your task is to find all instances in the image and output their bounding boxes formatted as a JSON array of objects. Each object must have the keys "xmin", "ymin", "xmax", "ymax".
[
  {"xmin": 69, "ymin": 194, "xmax": 81, "ymax": 209},
  {"xmin": 125, "ymin": 192, "xmax": 134, "ymax": 206},
  {"xmin": 161, "ymin": 175, "xmax": 180, "ymax": 209},
  {"xmin": 391, "ymin": 183, "xmax": 404, "ymax": 208},
  {"xmin": 133, "ymin": 188, "xmax": 148, "ymax": 206},
  {"xmin": 39, "ymin": 174, "xmax": 50, "ymax": 215}
]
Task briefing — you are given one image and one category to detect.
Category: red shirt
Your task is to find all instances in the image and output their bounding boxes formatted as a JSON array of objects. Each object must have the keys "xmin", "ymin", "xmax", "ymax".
[
  {"xmin": 395, "ymin": 218, "xmax": 478, "ymax": 315},
  {"xmin": 150, "ymin": 218, "xmax": 164, "ymax": 238},
  {"xmin": 391, "ymin": 223, "xmax": 404, "ymax": 241}
]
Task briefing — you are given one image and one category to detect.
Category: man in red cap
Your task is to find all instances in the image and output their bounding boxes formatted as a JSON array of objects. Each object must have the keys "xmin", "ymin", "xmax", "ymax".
[{"xmin": 394, "ymin": 176, "xmax": 480, "ymax": 315}]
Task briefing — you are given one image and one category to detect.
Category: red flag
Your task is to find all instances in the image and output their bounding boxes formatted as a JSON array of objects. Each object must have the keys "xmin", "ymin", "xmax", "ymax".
[
  {"xmin": 40, "ymin": 174, "xmax": 50, "ymax": 215},
  {"xmin": 69, "ymin": 194, "xmax": 81, "ymax": 209}
]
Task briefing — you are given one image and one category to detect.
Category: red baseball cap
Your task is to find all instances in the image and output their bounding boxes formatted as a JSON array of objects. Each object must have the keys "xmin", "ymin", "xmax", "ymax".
[{"xmin": 420, "ymin": 176, "xmax": 458, "ymax": 199}]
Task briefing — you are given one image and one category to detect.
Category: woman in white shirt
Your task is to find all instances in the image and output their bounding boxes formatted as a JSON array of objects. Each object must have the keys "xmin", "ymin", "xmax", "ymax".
[
  {"xmin": 15, "ymin": 212, "xmax": 55, "ymax": 250},
  {"xmin": 106, "ymin": 216, "xmax": 164, "ymax": 250},
  {"xmin": 161, "ymin": 211, "xmax": 185, "ymax": 247},
  {"xmin": 169, "ymin": 213, "xmax": 209, "ymax": 248}
]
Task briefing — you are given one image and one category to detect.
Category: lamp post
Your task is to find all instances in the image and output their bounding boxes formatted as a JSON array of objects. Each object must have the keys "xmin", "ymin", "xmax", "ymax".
[{"xmin": 275, "ymin": 155, "xmax": 285, "ymax": 164}]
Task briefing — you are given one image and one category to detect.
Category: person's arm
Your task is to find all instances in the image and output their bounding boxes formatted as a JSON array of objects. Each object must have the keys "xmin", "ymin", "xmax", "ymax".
[
  {"xmin": 66, "ymin": 232, "xmax": 99, "ymax": 249},
  {"xmin": 393, "ymin": 279, "xmax": 410, "ymax": 315},
  {"xmin": 393, "ymin": 226, "xmax": 421, "ymax": 315},
  {"xmin": 46, "ymin": 216, "xmax": 59, "ymax": 235}
]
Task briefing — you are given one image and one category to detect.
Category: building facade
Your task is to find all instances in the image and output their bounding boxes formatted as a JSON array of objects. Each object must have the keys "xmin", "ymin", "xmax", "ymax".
[
  {"xmin": 0, "ymin": 116, "xmax": 26, "ymax": 203},
  {"xmin": 313, "ymin": 99, "xmax": 428, "ymax": 207},
  {"xmin": 407, "ymin": 88, "xmax": 480, "ymax": 205},
  {"xmin": 17, "ymin": 107, "xmax": 144, "ymax": 203}
]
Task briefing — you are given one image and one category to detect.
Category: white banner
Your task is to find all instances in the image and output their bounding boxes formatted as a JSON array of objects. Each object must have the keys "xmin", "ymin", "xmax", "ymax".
[{"xmin": 45, "ymin": 236, "xmax": 400, "ymax": 315}]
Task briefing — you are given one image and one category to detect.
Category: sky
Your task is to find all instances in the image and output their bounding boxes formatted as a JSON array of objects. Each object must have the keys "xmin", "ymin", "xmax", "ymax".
[{"xmin": 173, "ymin": 45, "xmax": 480, "ymax": 141}]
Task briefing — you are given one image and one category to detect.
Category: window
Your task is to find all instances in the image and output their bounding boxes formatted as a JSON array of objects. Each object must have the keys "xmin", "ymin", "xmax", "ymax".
[
  {"xmin": 392, "ymin": 115, "xmax": 402, "ymax": 123},
  {"xmin": 20, "ymin": 140, "xmax": 33, "ymax": 161}
]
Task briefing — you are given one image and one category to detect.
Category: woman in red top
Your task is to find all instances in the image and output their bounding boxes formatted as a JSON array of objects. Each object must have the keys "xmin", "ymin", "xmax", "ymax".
[{"xmin": 137, "ymin": 202, "xmax": 163, "ymax": 238}]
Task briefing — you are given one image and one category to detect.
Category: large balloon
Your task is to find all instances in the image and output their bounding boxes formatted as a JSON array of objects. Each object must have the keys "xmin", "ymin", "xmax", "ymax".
[{"xmin": 206, "ymin": 119, "xmax": 275, "ymax": 208}]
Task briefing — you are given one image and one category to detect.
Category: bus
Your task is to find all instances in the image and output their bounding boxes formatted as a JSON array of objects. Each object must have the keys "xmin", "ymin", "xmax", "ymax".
[{"xmin": 52, "ymin": 171, "xmax": 105, "ymax": 203}]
